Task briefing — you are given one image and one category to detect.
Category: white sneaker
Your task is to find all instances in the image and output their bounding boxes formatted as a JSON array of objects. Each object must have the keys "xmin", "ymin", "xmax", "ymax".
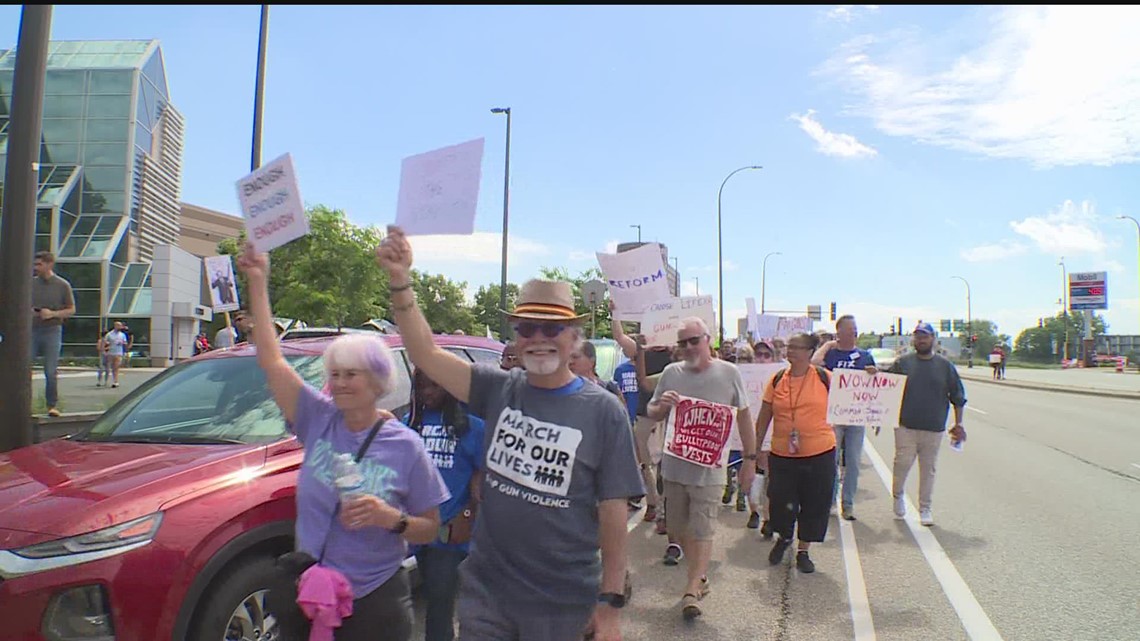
[
  {"xmin": 893, "ymin": 495, "xmax": 906, "ymax": 519},
  {"xmin": 920, "ymin": 509, "xmax": 934, "ymax": 527}
]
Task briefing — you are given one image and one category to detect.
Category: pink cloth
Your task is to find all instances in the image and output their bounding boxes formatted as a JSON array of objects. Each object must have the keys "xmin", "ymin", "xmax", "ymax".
[{"xmin": 296, "ymin": 565, "xmax": 354, "ymax": 641}]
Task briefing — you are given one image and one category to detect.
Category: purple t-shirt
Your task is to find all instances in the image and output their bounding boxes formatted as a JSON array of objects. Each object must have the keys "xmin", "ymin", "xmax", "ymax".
[{"xmin": 291, "ymin": 384, "xmax": 450, "ymax": 597}]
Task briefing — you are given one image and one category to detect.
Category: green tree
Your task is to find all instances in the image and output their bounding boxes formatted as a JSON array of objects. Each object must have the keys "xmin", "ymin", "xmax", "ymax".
[
  {"xmin": 1043, "ymin": 311, "xmax": 1107, "ymax": 360},
  {"xmin": 412, "ymin": 271, "xmax": 477, "ymax": 335},
  {"xmin": 472, "ymin": 283, "xmax": 520, "ymax": 339},
  {"xmin": 955, "ymin": 319, "xmax": 1009, "ymax": 357},
  {"xmin": 538, "ymin": 266, "xmax": 612, "ymax": 338},
  {"xmin": 856, "ymin": 332, "xmax": 881, "ymax": 349},
  {"xmin": 218, "ymin": 206, "xmax": 387, "ymax": 328},
  {"xmin": 1014, "ymin": 326, "xmax": 1056, "ymax": 362}
]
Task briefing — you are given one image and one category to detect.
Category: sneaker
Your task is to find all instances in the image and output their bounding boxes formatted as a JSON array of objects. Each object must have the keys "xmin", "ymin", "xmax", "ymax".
[
  {"xmin": 768, "ymin": 536, "xmax": 792, "ymax": 566},
  {"xmin": 47, "ymin": 407, "xmax": 61, "ymax": 418},
  {"xmin": 721, "ymin": 484, "xmax": 734, "ymax": 505},
  {"xmin": 893, "ymin": 495, "xmax": 907, "ymax": 519},
  {"xmin": 920, "ymin": 509, "xmax": 934, "ymax": 527},
  {"xmin": 760, "ymin": 520, "xmax": 773, "ymax": 540},
  {"xmin": 663, "ymin": 543, "xmax": 683, "ymax": 566},
  {"xmin": 111, "ymin": 383, "xmax": 119, "ymax": 389},
  {"xmin": 842, "ymin": 505, "xmax": 856, "ymax": 521},
  {"xmin": 735, "ymin": 493, "xmax": 746, "ymax": 512},
  {"xmin": 746, "ymin": 511, "xmax": 760, "ymax": 529},
  {"xmin": 628, "ymin": 498, "xmax": 642, "ymax": 511},
  {"xmin": 644, "ymin": 506, "xmax": 657, "ymax": 522},
  {"xmin": 681, "ymin": 593, "xmax": 702, "ymax": 620},
  {"xmin": 796, "ymin": 551, "xmax": 816, "ymax": 574},
  {"xmin": 655, "ymin": 519, "xmax": 668, "ymax": 536}
]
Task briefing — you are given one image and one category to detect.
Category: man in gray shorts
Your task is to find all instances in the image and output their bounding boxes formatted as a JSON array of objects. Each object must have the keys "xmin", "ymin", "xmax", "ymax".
[{"xmin": 647, "ymin": 317, "xmax": 755, "ymax": 620}]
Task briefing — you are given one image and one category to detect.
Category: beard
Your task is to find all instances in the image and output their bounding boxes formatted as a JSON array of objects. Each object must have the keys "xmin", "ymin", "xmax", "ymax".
[
  {"xmin": 915, "ymin": 344, "xmax": 934, "ymax": 356},
  {"xmin": 522, "ymin": 353, "xmax": 561, "ymax": 376}
]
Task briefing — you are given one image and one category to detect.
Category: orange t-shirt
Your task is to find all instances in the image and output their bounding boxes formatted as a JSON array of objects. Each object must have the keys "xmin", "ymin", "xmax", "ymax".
[{"xmin": 762, "ymin": 367, "xmax": 836, "ymax": 458}]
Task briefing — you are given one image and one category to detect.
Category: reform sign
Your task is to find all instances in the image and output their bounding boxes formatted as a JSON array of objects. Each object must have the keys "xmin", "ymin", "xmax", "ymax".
[{"xmin": 1069, "ymin": 272, "xmax": 1108, "ymax": 311}]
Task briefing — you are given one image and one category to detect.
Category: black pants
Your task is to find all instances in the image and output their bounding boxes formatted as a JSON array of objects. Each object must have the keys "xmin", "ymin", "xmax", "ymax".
[
  {"xmin": 767, "ymin": 448, "xmax": 837, "ymax": 543},
  {"xmin": 268, "ymin": 565, "xmax": 413, "ymax": 641}
]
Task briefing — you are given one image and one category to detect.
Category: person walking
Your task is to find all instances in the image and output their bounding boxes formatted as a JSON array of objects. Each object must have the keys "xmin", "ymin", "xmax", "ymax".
[
  {"xmin": 31, "ymin": 251, "xmax": 75, "ymax": 417},
  {"xmin": 101, "ymin": 321, "xmax": 129, "ymax": 388}
]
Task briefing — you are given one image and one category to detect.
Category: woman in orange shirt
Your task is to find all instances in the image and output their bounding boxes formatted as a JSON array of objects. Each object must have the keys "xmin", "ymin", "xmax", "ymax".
[{"xmin": 755, "ymin": 333, "xmax": 837, "ymax": 573}]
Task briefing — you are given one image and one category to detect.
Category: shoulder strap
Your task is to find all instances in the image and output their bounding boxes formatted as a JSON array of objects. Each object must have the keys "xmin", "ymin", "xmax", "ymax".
[
  {"xmin": 354, "ymin": 419, "xmax": 384, "ymax": 463},
  {"xmin": 773, "ymin": 369, "xmax": 786, "ymax": 386},
  {"xmin": 815, "ymin": 366, "xmax": 831, "ymax": 390}
]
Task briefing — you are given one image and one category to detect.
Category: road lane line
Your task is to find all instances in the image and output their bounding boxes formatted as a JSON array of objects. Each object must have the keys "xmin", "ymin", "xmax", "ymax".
[
  {"xmin": 837, "ymin": 499, "xmax": 877, "ymax": 641},
  {"xmin": 863, "ymin": 436, "xmax": 1006, "ymax": 641},
  {"xmin": 967, "ymin": 406, "xmax": 988, "ymax": 415}
]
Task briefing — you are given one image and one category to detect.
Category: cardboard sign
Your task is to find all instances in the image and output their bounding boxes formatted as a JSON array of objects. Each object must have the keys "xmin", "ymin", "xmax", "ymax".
[
  {"xmin": 236, "ymin": 153, "xmax": 309, "ymax": 253},
  {"xmin": 641, "ymin": 295, "xmax": 715, "ymax": 347},
  {"xmin": 395, "ymin": 138, "xmax": 484, "ymax": 236},
  {"xmin": 596, "ymin": 243, "xmax": 671, "ymax": 321},
  {"xmin": 826, "ymin": 370, "xmax": 907, "ymax": 427},
  {"xmin": 204, "ymin": 255, "xmax": 240, "ymax": 313},
  {"xmin": 776, "ymin": 315, "xmax": 813, "ymax": 340},
  {"xmin": 663, "ymin": 396, "xmax": 737, "ymax": 469},
  {"xmin": 733, "ymin": 363, "xmax": 784, "ymax": 451}
]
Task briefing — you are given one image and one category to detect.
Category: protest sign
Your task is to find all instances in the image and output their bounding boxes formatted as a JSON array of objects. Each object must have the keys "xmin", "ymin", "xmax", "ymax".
[
  {"xmin": 204, "ymin": 255, "xmax": 240, "ymax": 313},
  {"xmin": 776, "ymin": 315, "xmax": 813, "ymax": 339},
  {"xmin": 236, "ymin": 153, "xmax": 309, "ymax": 253},
  {"xmin": 395, "ymin": 138, "xmax": 484, "ymax": 236},
  {"xmin": 754, "ymin": 313, "xmax": 780, "ymax": 340},
  {"xmin": 730, "ymin": 363, "xmax": 784, "ymax": 451},
  {"xmin": 596, "ymin": 243, "xmax": 671, "ymax": 320},
  {"xmin": 826, "ymin": 370, "xmax": 907, "ymax": 427},
  {"xmin": 746, "ymin": 297, "xmax": 759, "ymax": 339},
  {"xmin": 641, "ymin": 295, "xmax": 715, "ymax": 346},
  {"xmin": 663, "ymin": 396, "xmax": 737, "ymax": 469}
]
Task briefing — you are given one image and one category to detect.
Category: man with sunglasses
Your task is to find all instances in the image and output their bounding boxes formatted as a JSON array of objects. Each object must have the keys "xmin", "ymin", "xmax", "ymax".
[
  {"xmin": 377, "ymin": 226, "xmax": 643, "ymax": 641},
  {"xmin": 646, "ymin": 318, "xmax": 755, "ymax": 620}
]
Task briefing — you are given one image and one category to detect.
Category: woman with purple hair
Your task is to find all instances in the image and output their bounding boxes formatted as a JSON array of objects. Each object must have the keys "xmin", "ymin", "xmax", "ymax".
[{"xmin": 238, "ymin": 243, "xmax": 449, "ymax": 641}]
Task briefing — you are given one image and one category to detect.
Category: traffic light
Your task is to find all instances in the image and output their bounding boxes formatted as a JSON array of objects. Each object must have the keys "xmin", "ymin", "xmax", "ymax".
[
  {"xmin": 829, "ymin": 302, "xmax": 837, "ymax": 321},
  {"xmin": 971, "ymin": 334, "xmax": 978, "ymax": 345},
  {"xmin": 897, "ymin": 317, "xmax": 903, "ymax": 334},
  {"xmin": 1038, "ymin": 318, "xmax": 1044, "ymax": 328},
  {"xmin": 889, "ymin": 323, "xmax": 896, "ymax": 335}
]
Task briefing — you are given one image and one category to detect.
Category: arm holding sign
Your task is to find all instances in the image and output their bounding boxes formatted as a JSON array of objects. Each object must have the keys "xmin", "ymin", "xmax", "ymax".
[
  {"xmin": 646, "ymin": 366, "xmax": 678, "ymax": 421},
  {"xmin": 377, "ymin": 226, "xmax": 473, "ymax": 403},
  {"xmin": 610, "ymin": 300, "xmax": 638, "ymax": 359}
]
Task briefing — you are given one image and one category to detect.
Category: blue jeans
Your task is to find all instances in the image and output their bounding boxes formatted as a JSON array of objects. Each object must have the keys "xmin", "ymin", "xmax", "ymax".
[
  {"xmin": 417, "ymin": 546, "xmax": 467, "ymax": 641},
  {"xmin": 832, "ymin": 425, "xmax": 865, "ymax": 509},
  {"xmin": 31, "ymin": 325, "xmax": 62, "ymax": 408}
]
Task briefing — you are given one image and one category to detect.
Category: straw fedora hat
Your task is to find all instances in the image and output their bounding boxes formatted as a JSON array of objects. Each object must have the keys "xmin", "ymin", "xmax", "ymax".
[{"xmin": 503, "ymin": 279, "xmax": 587, "ymax": 321}]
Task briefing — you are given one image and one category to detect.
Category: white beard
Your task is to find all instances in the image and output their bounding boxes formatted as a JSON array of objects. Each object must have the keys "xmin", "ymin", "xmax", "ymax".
[{"xmin": 522, "ymin": 354, "xmax": 561, "ymax": 376}]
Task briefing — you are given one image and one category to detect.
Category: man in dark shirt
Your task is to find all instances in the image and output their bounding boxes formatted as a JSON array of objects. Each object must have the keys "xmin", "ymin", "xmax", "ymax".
[
  {"xmin": 886, "ymin": 322, "xmax": 967, "ymax": 527},
  {"xmin": 31, "ymin": 251, "xmax": 75, "ymax": 417}
]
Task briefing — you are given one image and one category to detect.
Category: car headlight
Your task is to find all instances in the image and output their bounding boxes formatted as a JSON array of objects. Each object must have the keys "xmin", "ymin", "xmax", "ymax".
[{"xmin": 15, "ymin": 513, "xmax": 163, "ymax": 559}]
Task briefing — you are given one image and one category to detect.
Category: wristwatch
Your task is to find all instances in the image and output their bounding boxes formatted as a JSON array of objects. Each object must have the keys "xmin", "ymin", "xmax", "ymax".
[
  {"xmin": 597, "ymin": 592, "xmax": 626, "ymax": 608},
  {"xmin": 392, "ymin": 510, "xmax": 409, "ymax": 534}
]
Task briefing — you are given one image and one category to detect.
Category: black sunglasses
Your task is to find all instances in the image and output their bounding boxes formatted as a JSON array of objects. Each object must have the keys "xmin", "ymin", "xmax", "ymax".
[
  {"xmin": 677, "ymin": 335, "xmax": 706, "ymax": 348},
  {"xmin": 513, "ymin": 322, "xmax": 570, "ymax": 339}
]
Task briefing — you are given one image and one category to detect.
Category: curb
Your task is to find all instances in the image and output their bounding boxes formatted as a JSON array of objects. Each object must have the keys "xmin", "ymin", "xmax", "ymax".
[{"xmin": 960, "ymin": 374, "xmax": 1140, "ymax": 401}]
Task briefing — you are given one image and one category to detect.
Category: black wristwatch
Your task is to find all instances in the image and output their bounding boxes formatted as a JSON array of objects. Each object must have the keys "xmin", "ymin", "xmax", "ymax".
[
  {"xmin": 597, "ymin": 592, "xmax": 626, "ymax": 608},
  {"xmin": 392, "ymin": 510, "xmax": 409, "ymax": 534}
]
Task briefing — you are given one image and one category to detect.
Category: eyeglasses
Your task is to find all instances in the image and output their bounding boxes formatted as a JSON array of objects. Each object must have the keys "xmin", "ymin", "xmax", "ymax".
[
  {"xmin": 513, "ymin": 322, "xmax": 570, "ymax": 339},
  {"xmin": 677, "ymin": 335, "xmax": 706, "ymax": 348},
  {"xmin": 786, "ymin": 344, "xmax": 813, "ymax": 352},
  {"xmin": 756, "ymin": 352, "xmax": 774, "ymax": 360}
]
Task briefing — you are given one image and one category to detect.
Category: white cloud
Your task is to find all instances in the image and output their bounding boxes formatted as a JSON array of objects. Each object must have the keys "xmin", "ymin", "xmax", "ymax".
[
  {"xmin": 960, "ymin": 242, "xmax": 1027, "ymax": 262},
  {"xmin": 790, "ymin": 110, "xmax": 878, "ymax": 158},
  {"xmin": 1106, "ymin": 259, "xmax": 1127, "ymax": 275},
  {"xmin": 408, "ymin": 232, "xmax": 549, "ymax": 264},
  {"xmin": 1009, "ymin": 200, "xmax": 1107, "ymax": 255},
  {"xmin": 822, "ymin": 6, "xmax": 1140, "ymax": 167},
  {"xmin": 827, "ymin": 5, "xmax": 880, "ymax": 22}
]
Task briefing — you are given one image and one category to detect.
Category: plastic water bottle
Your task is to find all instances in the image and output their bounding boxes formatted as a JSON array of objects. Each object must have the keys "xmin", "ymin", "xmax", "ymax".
[
  {"xmin": 749, "ymin": 474, "xmax": 765, "ymax": 507},
  {"xmin": 333, "ymin": 453, "xmax": 365, "ymax": 501}
]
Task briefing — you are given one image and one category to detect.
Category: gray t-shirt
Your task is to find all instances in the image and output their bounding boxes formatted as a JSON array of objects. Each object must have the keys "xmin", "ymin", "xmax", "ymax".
[
  {"xmin": 889, "ymin": 353, "xmax": 967, "ymax": 432},
  {"xmin": 214, "ymin": 327, "xmax": 236, "ymax": 349},
  {"xmin": 32, "ymin": 274, "xmax": 74, "ymax": 328},
  {"xmin": 650, "ymin": 360, "xmax": 749, "ymax": 486},
  {"xmin": 466, "ymin": 365, "xmax": 645, "ymax": 609}
]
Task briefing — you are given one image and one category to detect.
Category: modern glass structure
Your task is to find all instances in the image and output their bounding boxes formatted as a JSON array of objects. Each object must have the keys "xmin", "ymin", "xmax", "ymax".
[{"xmin": 0, "ymin": 40, "xmax": 184, "ymax": 356}]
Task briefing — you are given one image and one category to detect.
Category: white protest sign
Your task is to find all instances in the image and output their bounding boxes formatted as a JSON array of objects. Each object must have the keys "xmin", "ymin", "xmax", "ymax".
[
  {"xmin": 776, "ymin": 315, "xmax": 813, "ymax": 339},
  {"xmin": 826, "ymin": 369, "xmax": 908, "ymax": 427},
  {"xmin": 754, "ymin": 313, "xmax": 780, "ymax": 340},
  {"xmin": 746, "ymin": 297, "xmax": 759, "ymax": 339},
  {"xmin": 236, "ymin": 153, "xmax": 309, "ymax": 253},
  {"xmin": 663, "ymin": 396, "xmax": 737, "ymax": 469},
  {"xmin": 641, "ymin": 295, "xmax": 715, "ymax": 347},
  {"xmin": 733, "ymin": 363, "xmax": 784, "ymax": 451},
  {"xmin": 204, "ymin": 255, "xmax": 240, "ymax": 313},
  {"xmin": 596, "ymin": 243, "xmax": 671, "ymax": 321},
  {"xmin": 395, "ymin": 137, "xmax": 485, "ymax": 236}
]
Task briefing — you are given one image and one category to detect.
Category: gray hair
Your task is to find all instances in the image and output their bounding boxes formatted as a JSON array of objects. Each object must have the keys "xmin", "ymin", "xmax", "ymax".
[{"xmin": 678, "ymin": 316, "xmax": 710, "ymax": 338}]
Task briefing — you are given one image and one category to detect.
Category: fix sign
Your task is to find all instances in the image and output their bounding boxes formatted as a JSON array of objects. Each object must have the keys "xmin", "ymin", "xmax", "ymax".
[{"xmin": 1068, "ymin": 271, "xmax": 1108, "ymax": 311}]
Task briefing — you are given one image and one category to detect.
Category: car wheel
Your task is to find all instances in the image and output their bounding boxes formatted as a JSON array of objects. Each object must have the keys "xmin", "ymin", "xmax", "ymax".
[{"xmin": 189, "ymin": 556, "xmax": 283, "ymax": 641}]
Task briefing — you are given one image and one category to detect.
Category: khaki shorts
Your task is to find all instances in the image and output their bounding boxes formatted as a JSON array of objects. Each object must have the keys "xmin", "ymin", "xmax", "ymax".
[{"xmin": 662, "ymin": 481, "xmax": 720, "ymax": 541}]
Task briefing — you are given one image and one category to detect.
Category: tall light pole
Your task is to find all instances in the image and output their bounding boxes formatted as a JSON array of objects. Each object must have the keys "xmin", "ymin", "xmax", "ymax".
[
  {"xmin": 693, "ymin": 277, "xmax": 700, "ymax": 296},
  {"xmin": 491, "ymin": 107, "xmax": 511, "ymax": 339},
  {"xmin": 631, "ymin": 224, "xmax": 641, "ymax": 243},
  {"xmin": 760, "ymin": 251, "xmax": 782, "ymax": 314},
  {"xmin": 250, "ymin": 5, "xmax": 269, "ymax": 172},
  {"xmin": 1119, "ymin": 215, "xmax": 1140, "ymax": 334},
  {"xmin": 672, "ymin": 257, "xmax": 679, "ymax": 296},
  {"xmin": 952, "ymin": 276, "xmax": 972, "ymax": 368},
  {"xmin": 717, "ymin": 165, "xmax": 762, "ymax": 345},
  {"xmin": 0, "ymin": 5, "xmax": 52, "ymax": 453},
  {"xmin": 1059, "ymin": 257, "xmax": 1069, "ymax": 362}
]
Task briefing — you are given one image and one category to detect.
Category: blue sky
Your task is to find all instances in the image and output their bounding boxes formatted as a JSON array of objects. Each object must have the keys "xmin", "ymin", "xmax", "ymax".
[{"xmin": 5, "ymin": 5, "xmax": 1139, "ymax": 337}]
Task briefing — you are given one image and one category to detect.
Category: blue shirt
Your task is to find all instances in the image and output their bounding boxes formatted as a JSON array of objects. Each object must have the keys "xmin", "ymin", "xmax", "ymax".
[
  {"xmin": 823, "ymin": 347, "xmax": 876, "ymax": 371},
  {"xmin": 612, "ymin": 361, "xmax": 639, "ymax": 422},
  {"xmin": 403, "ymin": 408, "xmax": 485, "ymax": 550}
]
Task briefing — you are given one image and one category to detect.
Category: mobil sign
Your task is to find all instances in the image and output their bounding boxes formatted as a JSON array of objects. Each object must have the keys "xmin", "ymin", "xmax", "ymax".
[{"xmin": 1069, "ymin": 271, "xmax": 1108, "ymax": 311}]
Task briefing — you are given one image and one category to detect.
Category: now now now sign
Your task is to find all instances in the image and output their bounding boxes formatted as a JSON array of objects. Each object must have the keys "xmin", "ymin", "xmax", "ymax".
[{"xmin": 826, "ymin": 370, "xmax": 907, "ymax": 427}]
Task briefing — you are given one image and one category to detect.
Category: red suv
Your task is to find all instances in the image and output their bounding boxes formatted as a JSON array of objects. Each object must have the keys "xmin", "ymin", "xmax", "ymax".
[{"xmin": 0, "ymin": 334, "xmax": 502, "ymax": 641}]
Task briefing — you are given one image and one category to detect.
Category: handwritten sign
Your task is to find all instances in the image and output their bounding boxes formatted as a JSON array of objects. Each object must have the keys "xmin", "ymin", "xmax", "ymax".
[
  {"xmin": 733, "ymin": 363, "xmax": 784, "ymax": 451},
  {"xmin": 641, "ymin": 295, "xmax": 715, "ymax": 347},
  {"xmin": 754, "ymin": 313, "xmax": 780, "ymax": 341},
  {"xmin": 776, "ymin": 315, "xmax": 813, "ymax": 340},
  {"xmin": 663, "ymin": 396, "xmax": 736, "ymax": 468},
  {"xmin": 826, "ymin": 370, "xmax": 907, "ymax": 427},
  {"xmin": 236, "ymin": 153, "xmax": 309, "ymax": 253},
  {"xmin": 204, "ymin": 255, "xmax": 240, "ymax": 313},
  {"xmin": 395, "ymin": 138, "xmax": 485, "ymax": 236},
  {"xmin": 596, "ymin": 243, "xmax": 671, "ymax": 321}
]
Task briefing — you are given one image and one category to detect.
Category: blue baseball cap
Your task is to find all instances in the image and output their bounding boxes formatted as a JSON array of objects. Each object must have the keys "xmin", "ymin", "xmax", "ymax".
[{"xmin": 914, "ymin": 322, "xmax": 936, "ymax": 336}]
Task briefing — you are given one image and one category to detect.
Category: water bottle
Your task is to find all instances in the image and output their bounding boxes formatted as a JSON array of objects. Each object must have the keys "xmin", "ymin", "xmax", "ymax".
[{"xmin": 333, "ymin": 453, "xmax": 365, "ymax": 501}]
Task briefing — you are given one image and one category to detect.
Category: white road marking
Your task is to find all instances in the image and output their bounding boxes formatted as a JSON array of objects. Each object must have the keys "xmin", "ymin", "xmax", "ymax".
[
  {"xmin": 863, "ymin": 436, "xmax": 1006, "ymax": 641},
  {"xmin": 967, "ymin": 406, "xmax": 987, "ymax": 415},
  {"xmin": 1131, "ymin": 463, "xmax": 1140, "ymax": 471},
  {"xmin": 837, "ymin": 498, "xmax": 877, "ymax": 641}
]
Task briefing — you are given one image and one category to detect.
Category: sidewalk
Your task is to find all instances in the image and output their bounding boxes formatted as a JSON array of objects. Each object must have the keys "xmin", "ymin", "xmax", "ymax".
[{"xmin": 959, "ymin": 365, "xmax": 1140, "ymax": 399}]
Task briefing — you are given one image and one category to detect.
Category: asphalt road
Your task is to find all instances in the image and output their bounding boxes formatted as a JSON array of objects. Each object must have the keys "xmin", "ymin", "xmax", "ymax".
[{"xmin": 411, "ymin": 379, "xmax": 1140, "ymax": 640}]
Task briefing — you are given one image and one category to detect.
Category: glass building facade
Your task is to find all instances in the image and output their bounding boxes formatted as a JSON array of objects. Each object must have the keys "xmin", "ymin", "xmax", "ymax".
[{"xmin": 0, "ymin": 40, "xmax": 184, "ymax": 356}]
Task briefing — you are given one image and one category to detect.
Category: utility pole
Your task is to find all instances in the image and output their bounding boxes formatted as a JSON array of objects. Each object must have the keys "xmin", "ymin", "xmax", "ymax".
[
  {"xmin": 251, "ymin": 5, "xmax": 269, "ymax": 172},
  {"xmin": 0, "ymin": 5, "xmax": 53, "ymax": 453}
]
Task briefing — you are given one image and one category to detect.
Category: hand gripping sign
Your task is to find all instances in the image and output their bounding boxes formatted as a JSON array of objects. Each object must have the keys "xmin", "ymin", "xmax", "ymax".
[{"xmin": 662, "ymin": 396, "xmax": 737, "ymax": 469}]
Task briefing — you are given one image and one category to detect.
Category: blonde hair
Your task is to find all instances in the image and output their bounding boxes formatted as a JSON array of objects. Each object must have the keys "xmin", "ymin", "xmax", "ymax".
[{"xmin": 322, "ymin": 333, "xmax": 398, "ymax": 396}]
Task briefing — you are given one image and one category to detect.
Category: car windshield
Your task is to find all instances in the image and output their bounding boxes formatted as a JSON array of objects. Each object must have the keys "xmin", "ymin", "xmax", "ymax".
[
  {"xmin": 74, "ymin": 355, "xmax": 326, "ymax": 445},
  {"xmin": 870, "ymin": 348, "xmax": 895, "ymax": 361}
]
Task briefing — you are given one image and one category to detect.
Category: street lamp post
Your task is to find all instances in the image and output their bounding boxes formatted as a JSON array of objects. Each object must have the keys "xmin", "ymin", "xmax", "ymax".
[
  {"xmin": 672, "ymin": 257, "xmax": 679, "ymax": 296},
  {"xmin": 952, "ymin": 276, "xmax": 972, "ymax": 368},
  {"xmin": 717, "ymin": 165, "xmax": 762, "ymax": 345},
  {"xmin": 491, "ymin": 107, "xmax": 511, "ymax": 339},
  {"xmin": 760, "ymin": 251, "xmax": 782, "ymax": 314},
  {"xmin": 631, "ymin": 224, "xmax": 641, "ymax": 243},
  {"xmin": 1118, "ymin": 215, "xmax": 1140, "ymax": 334},
  {"xmin": 693, "ymin": 277, "xmax": 700, "ymax": 296},
  {"xmin": 250, "ymin": 5, "xmax": 269, "ymax": 172},
  {"xmin": 1059, "ymin": 257, "xmax": 1069, "ymax": 363}
]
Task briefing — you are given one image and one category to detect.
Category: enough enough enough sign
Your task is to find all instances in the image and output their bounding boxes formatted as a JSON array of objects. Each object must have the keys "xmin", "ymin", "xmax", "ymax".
[
  {"xmin": 826, "ymin": 370, "xmax": 907, "ymax": 427},
  {"xmin": 663, "ymin": 396, "xmax": 737, "ymax": 469}
]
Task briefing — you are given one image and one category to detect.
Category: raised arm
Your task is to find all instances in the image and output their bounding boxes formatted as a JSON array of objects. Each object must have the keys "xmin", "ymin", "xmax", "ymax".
[
  {"xmin": 236, "ymin": 243, "xmax": 305, "ymax": 424},
  {"xmin": 609, "ymin": 299, "xmax": 637, "ymax": 359},
  {"xmin": 377, "ymin": 226, "xmax": 473, "ymax": 403}
]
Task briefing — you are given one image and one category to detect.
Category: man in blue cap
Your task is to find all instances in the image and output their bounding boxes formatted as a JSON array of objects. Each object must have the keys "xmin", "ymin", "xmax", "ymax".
[{"xmin": 882, "ymin": 322, "xmax": 967, "ymax": 527}]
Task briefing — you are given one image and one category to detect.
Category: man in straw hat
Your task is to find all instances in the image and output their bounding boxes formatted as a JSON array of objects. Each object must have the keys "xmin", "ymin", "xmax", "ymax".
[{"xmin": 377, "ymin": 226, "xmax": 643, "ymax": 641}]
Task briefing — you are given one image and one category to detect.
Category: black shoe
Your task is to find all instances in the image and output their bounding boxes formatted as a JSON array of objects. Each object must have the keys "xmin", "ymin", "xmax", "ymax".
[
  {"xmin": 768, "ymin": 537, "xmax": 792, "ymax": 566},
  {"xmin": 760, "ymin": 520, "xmax": 773, "ymax": 539},
  {"xmin": 735, "ymin": 494, "xmax": 746, "ymax": 512},
  {"xmin": 796, "ymin": 551, "xmax": 815, "ymax": 574},
  {"xmin": 721, "ymin": 484, "xmax": 734, "ymax": 505},
  {"xmin": 746, "ymin": 511, "xmax": 760, "ymax": 529}
]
